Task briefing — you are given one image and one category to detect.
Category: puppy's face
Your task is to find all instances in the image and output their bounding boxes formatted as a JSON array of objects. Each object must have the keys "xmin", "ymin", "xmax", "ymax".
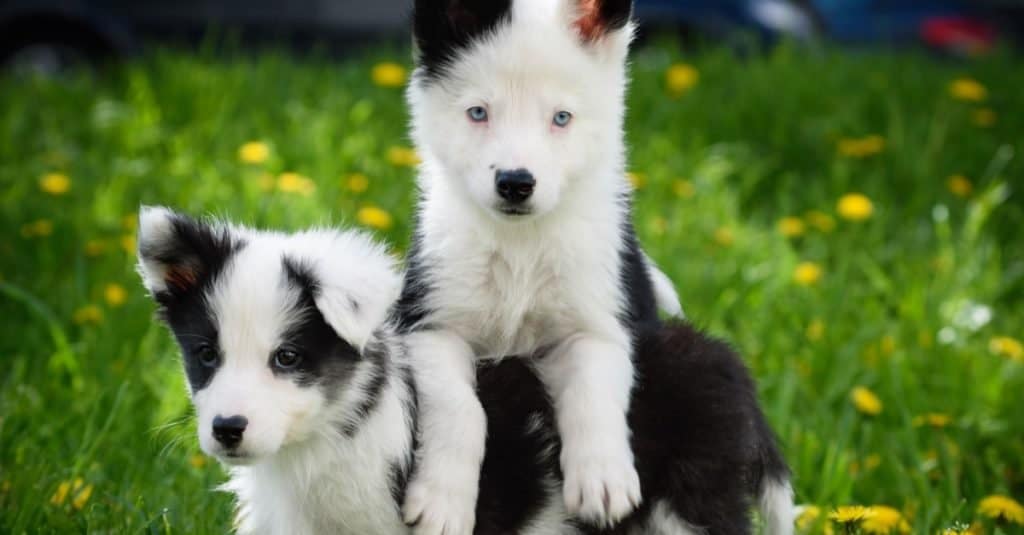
[
  {"xmin": 136, "ymin": 207, "xmax": 400, "ymax": 465},
  {"xmin": 408, "ymin": 0, "xmax": 634, "ymax": 221}
]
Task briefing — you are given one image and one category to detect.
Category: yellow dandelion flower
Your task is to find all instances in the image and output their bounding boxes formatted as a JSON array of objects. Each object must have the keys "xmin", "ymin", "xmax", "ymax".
[
  {"xmin": 387, "ymin": 146, "xmax": 420, "ymax": 167},
  {"xmin": 277, "ymin": 173, "xmax": 317, "ymax": 196},
  {"xmin": 238, "ymin": 141, "xmax": 270, "ymax": 164},
  {"xmin": 837, "ymin": 135, "xmax": 885, "ymax": 158},
  {"xmin": 837, "ymin": 193, "xmax": 874, "ymax": 222},
  {"xmin": 371, "ymin": 62, "xmax": 407, "ymax": 88},
  {"xmin": 793, "ymin": 262, "xmax": 823, "ymax": 286},
  {"xmin": 713, "ymin": 227, "xmax": 735, "ymax": 247},
  {"xmin": 120, "ymin": 234, "xmax": 136, "ymax": 255},
  {"xmin": 346, "ymin": 173, "xmax": 370, "ymax": 193},
  {"xmin": 950, "ymin": 78, "xmax": 987, "ymax": 102},
  {"xmin": 989, "ymin": 336, "xmax": 1023, "ymax": 362},
  {"xmin": 357, "ymin": 205, "xmax": 394, "ymax": 231},
  {"xmin": 73, "ymin": 305, "xmax": 103, "ymax": 325},
  {"xmin": 978, "ymin": 495, "xmax": 1024, "ymax": 524},
  {"xmin": 972, "ymin": 108, "xmax": 997, "ymax": 127},
  {"xmin": 104, "ymin": 283, "xmax": 127, "ymax": 307},
  {"xmin": 672, "ymin": 179, "xmax": 695, "ymax": 199},
  {"xmin": 861, "ymin": 505, "xmax": 910, "ymax": 535},
  {"xmin": 39, "ymin": 172, "xmax": 71, "ymax": 195},
  {"xmin": 948, "ymin": 175, "xmax": 973, "ymax": 198},
  {"xmin": 796, "ymin": 505, "xmax": 822, "ymax": 531},
  {"xmin": 851, "ymin": 386, "xmax": 883, "ymax": 416},
  {"xmin": 777, "ymin": 217, "xmax": 806, "ymax": 238},
  {"xmin": 84, "ymin": 239, "xmax": 107, "ymax": 257},
  {"xmin": 805, "ymin": 210, "xmax": 836, "ymax": 233},
  {"xmin": 806, "ymin": 319, "xmax": 825, "ymax": 342},
  {"xmin": 626, "ymin": 172, "xmax": 646, "ymax": 189},
  {"xmin": 121, "ymin": 213, "xmax": 137, "ymax": 231},
  {"xmin": 829, "ymin": 506, "xmax": 876, "ymax": 524},
  {"xmin": 189, "ymin": 453, "xmax": 208, "ymax": 469},
  {"xmin": 665, "ymin": 63, "xmax": 699, "ymax": 96},
  {"xmin": 21, "ymin": 219, "xmax": 54, "ymax": 238},
  {"xmin": 71, "ymin": 483, "xmax": 93, "ymax": 510},
  {"xmin": 51, "ymin": 478, "xmax": 89, "ymax": 507},
  {"xmin": 50, "ymin": 480, "xmax": 73, "ymax": 506},
  {"xmin": 913, "ymin": 413, "xmax": 953, "ymax": 428},
  {"xmin": 880, "ymin": 335, "xmax": 896, "ymax": 356},
  {"xmin": 864, "ymin": 454, "xmax": 881, "ymax": 470}
]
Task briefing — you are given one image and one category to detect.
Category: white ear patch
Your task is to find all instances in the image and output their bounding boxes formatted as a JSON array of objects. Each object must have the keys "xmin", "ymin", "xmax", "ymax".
[{"xmin": 136, "ymin": 205, "xmax": 180, "ymax": 294}]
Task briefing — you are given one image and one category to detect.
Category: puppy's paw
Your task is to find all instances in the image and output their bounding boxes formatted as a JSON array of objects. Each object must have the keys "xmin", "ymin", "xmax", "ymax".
[
  {"xmin": 403, "ymin": 473, "xmax": 476, "ymax": 535},
  {"xmin": 561, "ymin": 448, "xmax": 641, "ymax": 527}
]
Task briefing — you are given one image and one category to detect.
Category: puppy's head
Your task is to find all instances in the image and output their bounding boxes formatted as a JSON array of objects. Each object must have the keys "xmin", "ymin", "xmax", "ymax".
[
  {"xmin": 409, "ymin": 0, "xmax": 634, "ymax": 221},
  {"xmin": 136, "ymin": 206, "xmax": 400, "ymax": 465}
]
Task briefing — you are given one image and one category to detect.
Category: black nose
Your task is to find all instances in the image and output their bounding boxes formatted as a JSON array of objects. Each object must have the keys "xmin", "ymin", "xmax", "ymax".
[
  {"xmin": 495, "ymin": 168, "xmax": 535, "ymax": 204},
  {"xmin": 212, "ymin": 415, "xmax": 248, "ymax": 449}
]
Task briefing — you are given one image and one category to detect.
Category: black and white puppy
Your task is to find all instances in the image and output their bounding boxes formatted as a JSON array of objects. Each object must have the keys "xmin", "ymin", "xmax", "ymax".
[
  {"xmin": 136, "ymin": 207, "xmax": 794, "ymax": 535},
  {"xmin": 397, "ymin": 0, "xmax": 686, "ymax": 531}
]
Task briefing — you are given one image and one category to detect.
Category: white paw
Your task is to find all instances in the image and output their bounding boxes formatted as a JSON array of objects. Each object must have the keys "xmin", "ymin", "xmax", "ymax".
[
  {"xmin": 403, "ymin": 474, "xmax": 476, "ymax": 535},
  {"xmin": 561, "ymin": 449, "xmax": 642, "ymax": 527}
]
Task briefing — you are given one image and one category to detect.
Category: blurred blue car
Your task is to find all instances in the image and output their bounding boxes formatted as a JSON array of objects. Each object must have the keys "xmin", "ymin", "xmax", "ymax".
[
  {"xmin": 633, "ymin": 0, "xmax": 819, "ymax": 43},
  {"xmin": 808, "ymin": 0, "xmax": 998, "ymax": 54},
  {"xmin": 633, "ymin": 0, "xmax": 1005, "ymax": 54}
]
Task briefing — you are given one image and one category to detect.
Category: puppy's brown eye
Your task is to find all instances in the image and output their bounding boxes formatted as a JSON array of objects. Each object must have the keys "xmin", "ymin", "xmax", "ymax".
[
  {"xmin": 273, "ymin": 349, "xmax": 302, "ymax": 370},
  {"xmin": 195, "ymin": 343, "xmax": 219, "ymax": 368}
]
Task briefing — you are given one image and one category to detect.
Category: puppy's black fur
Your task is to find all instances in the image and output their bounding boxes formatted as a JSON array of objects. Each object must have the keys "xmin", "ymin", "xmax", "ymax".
[{"xmin": 473, "ymin": 321, "xmax": 789, "ymax": 534}]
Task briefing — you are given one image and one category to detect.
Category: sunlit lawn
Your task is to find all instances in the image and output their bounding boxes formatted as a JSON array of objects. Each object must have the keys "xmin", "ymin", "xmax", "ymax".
[{"xmin": 1, "ymin": 41, "xmax": 1023, "ymax": 534}]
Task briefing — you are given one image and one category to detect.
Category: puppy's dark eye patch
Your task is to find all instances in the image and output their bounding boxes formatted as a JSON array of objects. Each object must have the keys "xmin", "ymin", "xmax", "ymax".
[{"xmin": 276, "ymin": 255, "xmax": 361, "ymax": 390}]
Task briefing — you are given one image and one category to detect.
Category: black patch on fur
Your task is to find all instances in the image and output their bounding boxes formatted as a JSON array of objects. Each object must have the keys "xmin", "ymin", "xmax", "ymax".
[
  {"xmin": 390, "ymin": 228, "xmax": 436, "ymax": 333},
  {"xmin": 595, "ymin": 0, "xmax": 633, "ymax": 33},
  {"xmin": 168, "ymin": 302, "xmax": 223, "ymax": 392},
  {"xmin": 282, "ymin": 256, "xmax": 321, "ymax": 298},
  {"xmin": 140, "ymin": 212, "xmax": 243, "ymax": 392},
  {"xmin": 617, "ymin": 215, "xmax": 660, "ymax": 330},
  {"xmin": 412, "ymin": 0, "xmax": 513, "ymax": 83},
  {"xmin": 474, "ymin": 359, "xmax": 562, "ymax": 534},
  {"xmin": 340, "ymin": 337, "xmax": 389, "ymax": 437},
  {"xmin": 389, "ymin": 361, "xmax": 420, "ymax": 512},
  {"xmin": 468, "ymin": 321, "xmax": 790, "ymax": 534},
  {"xmin": 275, "ymin": 256, "xmax": 361, "ymax": 393}
]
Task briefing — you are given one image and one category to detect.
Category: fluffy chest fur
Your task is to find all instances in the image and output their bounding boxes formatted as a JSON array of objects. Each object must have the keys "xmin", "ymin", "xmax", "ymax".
[
  {"xmin": 224, "ymin": 384, "xmax": 413, "ymax": 535},
  {"xmin": 414, "ymin": 183, "xmax": 630, "ymax": 358}
]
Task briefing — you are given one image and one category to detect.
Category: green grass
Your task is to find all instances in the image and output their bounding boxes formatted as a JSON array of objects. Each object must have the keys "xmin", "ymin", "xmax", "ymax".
[{"xmin": 2, "ymin": 42, "xmax": 1023, "ymax": 534}]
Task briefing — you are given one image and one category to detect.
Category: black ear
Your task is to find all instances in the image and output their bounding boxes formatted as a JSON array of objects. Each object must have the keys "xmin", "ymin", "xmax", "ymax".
[
  {"xmin": 136, "ymin": 206, "xmax": 242, "ymax": 304},
  {"xmin": 573, "ymin": 0, "xmax": 632, "ymax": 42},
  {"xmin": 412, "ymin": 0, "xmax": 513, "ymax": 81}
]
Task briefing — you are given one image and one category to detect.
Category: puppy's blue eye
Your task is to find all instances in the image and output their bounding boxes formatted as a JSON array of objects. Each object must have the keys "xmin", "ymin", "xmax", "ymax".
[
  {"xmin": 195, "ymin": 343, "xmax": 219, "ymax": 368},
  {"xmin": 467, "ymin": 106, "xmax": 488, "ymax": 122},
  {"xmin": 553, "ymin": 111, "xmax": 572, "ymax": 127},
  {"xmin": 273, "ymin": 349, "xmax": 302, "ymax": 370}
]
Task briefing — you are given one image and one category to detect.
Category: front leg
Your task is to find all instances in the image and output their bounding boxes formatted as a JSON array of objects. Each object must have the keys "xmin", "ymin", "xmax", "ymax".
[
  {"xmin": 535, "ymin": 335, "xmax": 641, "ymax": 527},
  {"xmin": 402, "ymin": 330, "xmax": 484, "ymax": 535}
]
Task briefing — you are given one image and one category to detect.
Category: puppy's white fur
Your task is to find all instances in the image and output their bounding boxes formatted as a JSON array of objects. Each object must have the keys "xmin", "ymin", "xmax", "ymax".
[
  {"xmin": 401, "ymin": 1, "xmax": 653, "ymax": 532},
  {"xmin": 138, "ymin": 209, "xmax": 794, "ymax": 535},
  {"xmin": 137, "ymin": 208, "xmax": 412, "ymax": 535}
]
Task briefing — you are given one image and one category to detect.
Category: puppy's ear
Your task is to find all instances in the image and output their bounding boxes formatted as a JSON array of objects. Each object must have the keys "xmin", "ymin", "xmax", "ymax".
[
  {"xmin": 136, "ymin": 206, "xmax": 239, "ymax": 303},
  {"xmin": 412, "ymin": 0, "xmax": 512, "ymax": 79},
  {"xmin": 282, "ymin": 256, "xmax": 373, "ymax": 350},
  {"xmin": 562, "ymin": 0, "xmax": 634, "ymax": 66},
  {"xmin": 571, "ymin": 0, "xmax": 633, "ymax": 42}
]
